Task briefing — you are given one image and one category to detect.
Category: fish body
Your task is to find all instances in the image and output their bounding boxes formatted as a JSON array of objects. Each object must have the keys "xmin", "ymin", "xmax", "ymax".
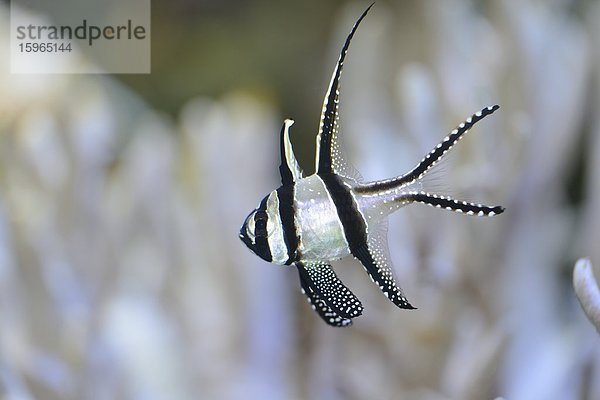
[
  {"xmin": 295, "ymin": 175, "xmax": 352, "ymax": 262},
  {"xmin": 239, "ymin": 5, "xmax": 504, "ymax": 326}
]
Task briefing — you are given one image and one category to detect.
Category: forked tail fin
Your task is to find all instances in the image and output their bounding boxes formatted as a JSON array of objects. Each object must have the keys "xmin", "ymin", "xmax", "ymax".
[{"xmin": 354, "ymin": 105, "xmax": 504, "ymax": 219}]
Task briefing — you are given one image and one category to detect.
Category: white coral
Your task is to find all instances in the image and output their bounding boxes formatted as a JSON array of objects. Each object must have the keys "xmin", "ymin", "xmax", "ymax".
[{"xmin": 573, "ymin": 258, "xmax": 600, "ymax": 334}]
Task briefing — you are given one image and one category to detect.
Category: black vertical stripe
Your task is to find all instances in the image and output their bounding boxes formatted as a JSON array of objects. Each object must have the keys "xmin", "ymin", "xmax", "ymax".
[
  {"xmin": 277, "ymin": 185, "xmax": 299, "ymax": 265},
  {"xmin": 254, "ymin": 197, "xmax": 272, "ymax": 262},
  {"xmin": 319, "ymin": 173, "xmax": 366, "ymax": 252},
  {"xmin": 279, "ymin": 122, "xmax": 295, "ymax": 185},
  {"xmin": 320, "ymin": 174, "xmax": 417, "ymax": 310}
]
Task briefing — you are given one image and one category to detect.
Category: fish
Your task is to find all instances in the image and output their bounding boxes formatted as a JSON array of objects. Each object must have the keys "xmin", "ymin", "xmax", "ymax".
[{"xmin": 239, "ymin": 4, "xmax": 504, "ymax": 327}]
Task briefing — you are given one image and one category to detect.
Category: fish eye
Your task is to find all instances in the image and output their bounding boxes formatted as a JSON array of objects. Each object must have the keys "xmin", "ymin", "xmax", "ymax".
[
  {"xmin": 254, "ymin": 211, "xmax": 269, "ymax": 237},
  {"xmin": 245, "ymin": 207, "xmax": 276, "ymax": 241}
]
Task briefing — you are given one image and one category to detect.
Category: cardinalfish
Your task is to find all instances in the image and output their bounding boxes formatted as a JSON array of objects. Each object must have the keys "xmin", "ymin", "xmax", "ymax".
[{"xmin": 239, "ymin": 4, "xmax": 504, "ymax": 326}]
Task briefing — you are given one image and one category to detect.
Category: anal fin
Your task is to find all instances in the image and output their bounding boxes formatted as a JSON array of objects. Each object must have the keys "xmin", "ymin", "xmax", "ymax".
[{"xmin": 352, "ymin": 224, "xmax": 416, "ymax": 310}]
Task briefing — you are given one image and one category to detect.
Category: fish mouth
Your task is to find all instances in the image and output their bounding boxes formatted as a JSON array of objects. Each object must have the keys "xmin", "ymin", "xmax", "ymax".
[
  {"xmin": 239, "ymin": 226, "xmax": 253, "ymax": 249},
  {"xmin": 239, "ymin": 225, "xmax": 273, "ymax": 262}
]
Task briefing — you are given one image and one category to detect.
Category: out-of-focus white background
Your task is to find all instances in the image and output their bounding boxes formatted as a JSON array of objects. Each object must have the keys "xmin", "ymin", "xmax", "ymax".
[{"xmin": 1, "ymin": 0, "xmax": 599, "ymax": 399}]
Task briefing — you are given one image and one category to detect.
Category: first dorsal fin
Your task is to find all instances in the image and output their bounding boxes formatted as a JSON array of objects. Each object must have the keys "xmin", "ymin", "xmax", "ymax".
[
  {"xmin": 315, "ymin": 4, "xmax": 373, "ymax": 177},
  {"xmin": 279, "ymin": 119, "xmax": 304, "ymax": 185}
]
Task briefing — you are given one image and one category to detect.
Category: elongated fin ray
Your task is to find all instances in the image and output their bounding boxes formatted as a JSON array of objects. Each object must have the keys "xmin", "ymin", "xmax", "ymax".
[
  {"xmin": 353, "ymin": 222, "xmax": 416, "ymax": 310},
  {"xmin": 355, "ymin": 105, "xmax": 500, "ymax": 194},
  {"xmin": 297, "ymin": 261, "xmax": 363, "ymax": 318},
  {"xmin": 405, "ymin": 191, "xmax": 504, "ymax": 216},
  {"xmin": 296, "ymin": 263, "xmax": 353, "ymax": 327},
  {"xmin": 315, "ymin": 4, "xmax": 373, "ymax": 177},
  {"xmin": 279, "ymin": 119, "xmax": 304, "ymax": 185}
]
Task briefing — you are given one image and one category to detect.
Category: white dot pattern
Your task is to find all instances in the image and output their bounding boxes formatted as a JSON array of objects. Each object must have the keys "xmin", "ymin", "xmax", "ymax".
[
  {"xmin": 354, "ymin": 238, "xmax": 415, "ymax": 310},
  {"xmin": 243, "ymin": 0, "xmax": 505, "ymax": 328},
  {"xmin": 297, "ymin": 264, "xmax": 354, "ymax": 327},
  {"xmin": 404, "ymin": 191, "xmax": 504, "ymax": 216},
  {"xmin": 315, "ymin": 5, "xmax": 371, "ymax": 181},
  {"xmin": 303, "ymin": 262, "xmax": 363, "ymax": 318},
  {"xmin": 356, "ymin": 105, "xmax": 500, "ymax": 192},
  {"xmin": 301, "ymin": 287, "xmax": 353, "ymax": 327}
]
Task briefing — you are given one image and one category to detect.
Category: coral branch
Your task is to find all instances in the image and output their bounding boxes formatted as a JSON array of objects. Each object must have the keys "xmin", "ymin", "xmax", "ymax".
[{"xmin": 573, "ymin": 258, "xmax": 600, "ymax": 334}]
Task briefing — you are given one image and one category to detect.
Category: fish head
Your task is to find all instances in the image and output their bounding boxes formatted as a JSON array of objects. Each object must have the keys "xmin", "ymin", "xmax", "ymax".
[{"xmin": 239, "ymin": 191, "xmax": 282, "ymax": 264}]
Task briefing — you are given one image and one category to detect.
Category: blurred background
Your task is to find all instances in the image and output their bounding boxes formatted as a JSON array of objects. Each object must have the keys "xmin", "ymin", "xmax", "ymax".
[{"xmin": 1, "ymin": 0, "xmax": 600, "ymax": 399}]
